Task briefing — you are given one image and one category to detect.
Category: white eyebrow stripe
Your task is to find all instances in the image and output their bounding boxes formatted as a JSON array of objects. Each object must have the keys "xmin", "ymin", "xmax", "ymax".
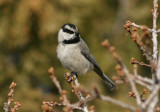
[{"xmin": 65, "ymin": 25, "xmax": 77, "ymax": 32}]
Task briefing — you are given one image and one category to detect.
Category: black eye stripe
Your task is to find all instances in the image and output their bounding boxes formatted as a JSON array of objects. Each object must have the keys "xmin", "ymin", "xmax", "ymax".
[
  {"xmin": 63, "ymin": 35, "xmax": 80, "ymax": 44},
  {"xmin": 63, "ymin": 28, "xmax": 74, "ymax": 34}
]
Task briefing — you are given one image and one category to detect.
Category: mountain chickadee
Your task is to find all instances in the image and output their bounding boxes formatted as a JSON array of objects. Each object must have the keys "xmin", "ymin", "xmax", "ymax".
[{"xmin": 57, "ymin": 23, "xmax": 118, "ymax": 90}]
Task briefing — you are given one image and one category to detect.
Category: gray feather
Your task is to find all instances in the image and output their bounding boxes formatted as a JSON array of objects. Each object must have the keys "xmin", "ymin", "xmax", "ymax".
[{"xmin": 80, "ymin": 39, "xmax": 118, "ymax": 90}]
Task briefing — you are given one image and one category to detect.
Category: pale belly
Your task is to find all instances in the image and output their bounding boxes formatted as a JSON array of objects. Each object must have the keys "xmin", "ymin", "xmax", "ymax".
[{"xmin": 57, "ymin": 44, "xmax": 93, "ymax": 74}]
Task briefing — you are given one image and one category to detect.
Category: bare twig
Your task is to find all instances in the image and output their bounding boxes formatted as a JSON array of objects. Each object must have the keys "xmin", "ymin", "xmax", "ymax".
[
  {"xmin": 3, "ymin": 82, "xmax": 21, "ymax": 112},
  {"xmin": 134, "ymin": 79, "xmax": 152, "ymax": 91},
  {"xmin": 130, "ymin": 22, "xmax": 152, "ymax": 32},
  {"xmin": 10, "ymin": 102, "xmax": 21, "ymax": 112},
  {"xmin": 44, "ymin": 67, "xmax": 138, "ymax": 112},
  {"xmin": 130, "ymin": 58, "xmax": 151, "ymax": 67},
  {"xmin": 102, "ymin": 40, "xmax": 142, "ymax": 109},
  {"xmin": 146, "ymin": 1, "xmax": 160, "ymax": 112},
  {"xmin": 44, "ymin": 67, "xmax": 89, "ymax": 112},
  {"xmin": 47, "ymin": 67, "xmax": 73, "ymax": 112},
  {"xmin": 156, "ymin": 29, "xmax": 160, "ymax": 33},
  {"xmin": 74, "ymin": 78, "xmax": 88, "ymax": 112},
  {"xmin": 152, "ymin": 0, "xmax": 158, "ymax": 62},
  {"xmin": 92, "ymin": 87, "xmax": 137, "ymax": 111},
  {"xmin": 134, "ymin": 75, "xmax": 153, "ymax": 85},
  {"xmin": 124, "ymin": 21, "xmax": 152, "ymax": 62}
]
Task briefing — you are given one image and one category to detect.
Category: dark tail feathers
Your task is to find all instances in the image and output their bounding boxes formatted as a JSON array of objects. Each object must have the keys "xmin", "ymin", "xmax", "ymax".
[
  {"xmin": 102, "ymin": 73, "xmax": 118, "ymax": 90},
  {"xmin": 94, "ymin": 68, "xmax": 118, "ymax": 90}
]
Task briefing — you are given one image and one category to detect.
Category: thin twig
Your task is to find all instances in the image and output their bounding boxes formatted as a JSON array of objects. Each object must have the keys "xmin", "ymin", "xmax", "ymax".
[
  {"xmin": 74, "ymin": 78, "xmax": 88, "ymax": 112},
  {"xmin": 134, "ymin": 75, "xmax": 153, "ymax": 85},
  {"xmin": 102, "ymin": 41, "xmax": 142, "ymax": 109},
  {"xmin": 130, "ymin": 22, "xmax": 152, "ymax": 32},
  {"xmin": 92, "ymin": 87, "xmax": 137, "ymax": 111},
  {"xmin": 3, "ymin": 82, "xmax": 21, "ymax": 112},
  {"xmin": 152, "ymin": 0, "xmax": 158, "ymax": 62},
  {"xmin": 156, "ymin": 29, "xmax": 160, "ymax": 33},
  {"xmin": 124, "ymin": 21, "xmax": 152, "ymax": 62},
  {"xmin": 147, "ymin": 0, "xmax": 160, "ymax": 111},
  {"xmin": 142, "ymin": 85, "xmax": 160, "ymax": 109},
  {"xmin": 130, "ymin": 58, "xmax": 151, "ymax": 67},
  {"xmin": 134, "ymin": 80, "xmax": 152, "ymax": 91},
  {"xmin": 133, "ymin": 65, "xmax": 152, "ymax": 90},
  {"xmin": 48, "ymin": 67, "xmax": 72, "ymax": 111},
  {"xmin": 46, "ymin": 67, "xmax": 89, "ymax": 112}
]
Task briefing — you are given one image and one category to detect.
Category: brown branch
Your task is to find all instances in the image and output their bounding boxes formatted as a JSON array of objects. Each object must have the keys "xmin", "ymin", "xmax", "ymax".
[
  {"xmin": 44, "ymin": 67, "xmax": 138, "ymax": 112},
  {"xmin": 102, "ymin": 40, "xmax": 142, "ymax": 109},
  {"xmin": 47, "ymin": 67, "xmax": 73, "ymax": 112},
  {"xmin": 4, "ymin": 82, "xmax": 21, "ymax": 112},
  {"xmin": 92, "ymin": 87, "xmax": 136, "ymax": 111},
  {"xmin": 64, "ymin": 72, "xmax": 89, "ymax": 112},
  {"xmin": 130, "ymin": 58, "xmax": 151, "ymax": 67},
  {"xmin": 124, "ymin": 21, "xmax": 152, "ymax": 62},
  {"xmin": 10, "ymin": 102, "xmax": 21, "ymax": 112},
  {"xmin": 134, "ymin": 75, "xmax": 153, "ymax": 85},
  {"xmin": 130, "ymin": 22, "xmax": 152, "ymax": 32},
  {"xmin": 43, "ymin": 67, "xmax": 89, "ymax": 112},
  {"xmin": 70, "ymin": 85, "xmax": 137, "ymax": 112}
]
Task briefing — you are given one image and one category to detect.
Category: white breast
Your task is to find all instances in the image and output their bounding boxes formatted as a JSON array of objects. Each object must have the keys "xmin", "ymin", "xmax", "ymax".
[{"xmin": 57, "ymin": 43, "xmax": 94, "ymax": 74}]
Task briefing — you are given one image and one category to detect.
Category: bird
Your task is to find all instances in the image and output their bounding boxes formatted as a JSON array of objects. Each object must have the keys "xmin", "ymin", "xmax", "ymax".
[{"xmin": 56, "ymin": 23, "xmax": 118, "ymax": 90}]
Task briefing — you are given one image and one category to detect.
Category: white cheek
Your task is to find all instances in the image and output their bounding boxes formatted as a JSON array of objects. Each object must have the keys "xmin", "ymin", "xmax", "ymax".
[
  {"xmin": 62, "ymin": 33, "xmax": 74, "ymax": 40},
  {"xmin": 58, "ymin": 29, "xmax": 75, "ymax": 43}
]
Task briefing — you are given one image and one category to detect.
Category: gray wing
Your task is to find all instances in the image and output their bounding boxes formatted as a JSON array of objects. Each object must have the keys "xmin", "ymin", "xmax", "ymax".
[
  {"xmin": 79, "ymin": 39, "xmax": 102, "ymax": 72},
  {"xmin": 80, "ymin": 39, "xmax": 118, "ymax": 90}
]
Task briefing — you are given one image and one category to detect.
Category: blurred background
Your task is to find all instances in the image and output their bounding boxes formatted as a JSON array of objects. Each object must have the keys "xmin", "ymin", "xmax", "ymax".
[{"xmin": 0, "ymin": 0, "xmax": 154, "ymax": 111}]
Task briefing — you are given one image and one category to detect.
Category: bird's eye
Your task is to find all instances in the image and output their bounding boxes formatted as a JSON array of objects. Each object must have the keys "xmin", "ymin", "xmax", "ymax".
[{"xmin": 63, "ymin": 29, "xmax": 74, "ymax": 34}]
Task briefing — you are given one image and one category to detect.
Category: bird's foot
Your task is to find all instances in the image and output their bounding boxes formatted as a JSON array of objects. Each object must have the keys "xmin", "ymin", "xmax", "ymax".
[{"xmin": 64, "ymin": 72, "xmax": 78, "ymax": 83}]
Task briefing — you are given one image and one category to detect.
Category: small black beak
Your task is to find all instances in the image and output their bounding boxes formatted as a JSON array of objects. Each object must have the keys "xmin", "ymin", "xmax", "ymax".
[{"xmin": 76, "ymin": 32, "xmax": 81, "ymax": 36}]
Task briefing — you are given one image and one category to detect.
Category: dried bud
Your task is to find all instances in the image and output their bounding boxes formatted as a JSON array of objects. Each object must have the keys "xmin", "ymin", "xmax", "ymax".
[
  {"xmin": 155, "ymin": 106, "xmax": 160, "ymax": 112},
  {"xmin": 72, "ymin": 89, "xmax": 75, "ymax": 93},
  {"xmin": 128, "ymin": 92, "xmax": 133, "ymax": 97},
  {"xmin": 115, "ymin": 64, "xmax": 122, "ymax": 71},
  {"xmin": 48, "ymin": 67, "xmax": 54, "ymax": 75},
  {"xmin": 130, "ymin": 58, "xmax": 135, "ymax": 64},
  {"xmin": 131, "ymin": 32, "xmax": 138, "ymax": 41},
  {"xmin": 151, "ymin": 9, "xmax": 154, "ymax": 13},
  {"xmin": 10, "ymin": 82, "xmax": 16, "ymax": 89},
  {"xmin": 156, "ymin": 4, "xmax": 158, "ymax": 8},
  {"xmin": 14, "ymin": 102, "xmax": 21, "ymax": 107},
  {"xmin": 102, "ymin": 40, "xmax": 110, "ymax": 48},
  {"xmin": 143, "ymin": 89, "xmax": 147, "ymax": 94},
  {"xmin": 132, "ymin": 27, "xmax": 137, "ymax": 32},
  {"xmin": 128, "ymin": 91, "xmax": 135, "ymax": 97},
  {"xmin": 109, "ymin": 46, "xmax": 116, "ymax": 53},
  {"xmin": 65, "ymin": 73, "xmax": 70, "ymax": 79},
  {"xmin": 124, "ymin": 21, "xmax": 132, "ymax": 31},
  {"xmin": 10, "ymin": 98, "xmax": 14, "ymax": 102},
  {"xmin": 42, "ymin": 104, "xmax": 49, "ymax": 111},
  {"xmin": 157, "ymin": 12, "xmax": 159, "ymax": 16},
  {"xmin": 8, "ymin": 93, "xmax": 12, "ymax": 97}
]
